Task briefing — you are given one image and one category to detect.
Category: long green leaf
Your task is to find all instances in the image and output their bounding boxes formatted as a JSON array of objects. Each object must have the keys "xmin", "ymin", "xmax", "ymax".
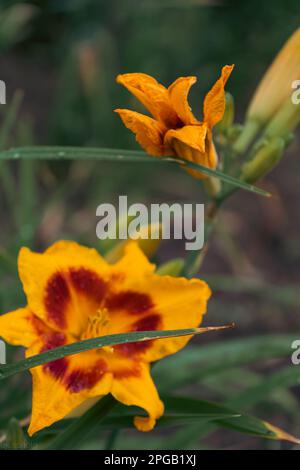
[
  {"xmin": 45, "ymin": 395, "xmax": 117, "ymax": 450},
  {"xmin": 0, "ymin": 91, "xmax": 23, "ymax": 224},
  {"xmin": 0, "ymin": 146, "xmax": 270, "ymax": 196},
  {"xmin": 66, "ymin": 395, "xmax": 300, "ymax": 445},
  {"xmin": 0, "ymin": 91, "xmax": 23, "ymax": 149},
  {"xmin": 229, "ymin": 365, "xmax": 300, "ymax": 409},
  {"xmin": 159, "ymin": 396, "xmax": 300, "ymax": 447},
  {"xmin": 40, "ymin": 398, "xmax": 238, "ymax": 446},
  {"xmin": 0, "ymin": 324, "xmax": 231, "ymax": 381},
  {"xmin": 205, "ymin": 274, "xmax": 300, "ymax": 308},
  {"xmin": 155, "ymin": 334, "xmax": 298, "ymax": 391}
]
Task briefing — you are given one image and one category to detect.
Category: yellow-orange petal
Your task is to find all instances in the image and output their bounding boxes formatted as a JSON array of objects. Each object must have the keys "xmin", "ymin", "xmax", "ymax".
[
  {"xmin": 0, "ymin": 308, "xmax": 47, "ymax": 347},
  {"xmin": 100, "ymin": 260, "xmax": 210, "ymax": 363},
  {"xmin": 18, "ymin": 241, "xmax": 110, "ymax": 336},
  {"xmin": 206, "ymin": 129, "xmax": 218, "ymax": 168},
  {"xmin": 105, "ymin": 221, "xmax": 162, "ymax": 264},
  {"xmin": 111, "ymin": 361, "xmax": 164, "ymax": 432},
  {"xmin": 247, "ymin": 29, "xmax": 300, "ymax": 124},
  {"xmin": 84, "ymin": 242, "xmax": 210, "ymax": 362},
  {"xmin": 116, "ymin": 73, "xmax": 179, "ymax": 128},
  {"xmin": 203, "ymin": 65, "xmax": 234, "ymax": 129},
  {"xmin": 115, "ymin": 109, "xmax": 167, "ymax": 157},
  {"xmin": 165, "ymin": 124, "xmax": 208, "ymax": 154},
  {"xmin": 27, "ymin": 337, "xmax": 113, "ymax": 435},
  {"xmin": 168, "ymin": 76, "xmax": 199, "ymax": 125},
  {"xmin": 111, "ymin": 241, "xmax": 156, "ymax": 279},
  {"xmin": 164, "ymin": 124, "xmax": 212, "ymax": 179},
  {"xmin": 140, "ymin": 275, "xmax": 210, "ymax": 362}
]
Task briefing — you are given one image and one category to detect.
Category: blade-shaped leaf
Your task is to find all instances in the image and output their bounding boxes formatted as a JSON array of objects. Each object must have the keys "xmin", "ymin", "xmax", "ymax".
[
  {"xmin": 57, "ymin": 395, "xmax": 300, "ymax": 446},
  {"xmin": 155, "ymin": 334, "xmax": 299, "ymax": 391},
  {"xmin": 0, "ymin": 146, "xmax": 270, "ymax": 197},
  {"xmin": 0, "ymin": 324, "xmax": 232, "ymax": 381},
  {"xmin": 229, "ymin": 365, "xmax": 300, "ymax": 409},
  {"xmin": 161, "ymin": 396, "xmax": 300, "ymax": 444}
]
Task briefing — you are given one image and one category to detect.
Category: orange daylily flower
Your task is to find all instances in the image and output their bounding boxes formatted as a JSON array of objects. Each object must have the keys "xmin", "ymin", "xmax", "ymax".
[
  {"xmin": 115, "ymin": 66, "xmax": 234, "ymax": 179},
  {"xmin": 0, "ymin": 241, "xmax": 211, "ymax": 435}
]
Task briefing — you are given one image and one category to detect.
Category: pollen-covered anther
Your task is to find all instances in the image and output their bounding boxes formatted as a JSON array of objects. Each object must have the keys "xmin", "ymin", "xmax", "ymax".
[{"xmin": 81, "ymin": 308, "xmax": 110, "ymax": 340}]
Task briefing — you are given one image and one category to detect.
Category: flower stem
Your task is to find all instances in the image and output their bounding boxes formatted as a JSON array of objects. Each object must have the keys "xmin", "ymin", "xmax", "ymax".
[
  {"xmin": 183, "ymin": 201, "xmax": 219, "ymax": 278},
  {"xmin": 44, "ymin": 395, "xmax": 117, "ymax": 450},
  {"xmin": 105, "ymin": 429, "xmax": 120, "ymax": 450},
  {"xmin": 232, "ymin": 119, "xmax": 261, "ymax": 155}
]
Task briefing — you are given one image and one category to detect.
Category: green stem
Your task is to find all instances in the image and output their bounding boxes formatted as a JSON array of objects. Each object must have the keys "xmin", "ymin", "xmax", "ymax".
[
  {"xmin": 183, "ymin": 201, "xmax": 219, "ymax": 278},
  {"xmin": 44, "ymin": 396, "xmax": 117, "ymax": 450},
  {"xmin": 0, "ymin": 90, "xmax": 23, "ymax": 228},
  {"xmin": 105, "ymin": 429, "xmax": 120, "ymax": 450},
  {"xmin": 232, "ymin": 119, "xmax": 261, "ymax": 156},
  {"xmin": 19, "ymin": 159, "xmax": 36, "ymax": 244}
]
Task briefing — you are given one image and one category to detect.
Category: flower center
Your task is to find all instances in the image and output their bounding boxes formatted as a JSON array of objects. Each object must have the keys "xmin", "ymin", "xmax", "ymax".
[{"xmin": 81, "ymin": 308, "xmax": 110, "ymax": 340}]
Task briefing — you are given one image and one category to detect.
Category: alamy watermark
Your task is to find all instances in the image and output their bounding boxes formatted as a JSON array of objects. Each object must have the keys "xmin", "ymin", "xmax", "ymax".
[
  {"xmin": 0, "ymin": 340, "xmax": 6, "ymax": 365},
  {"xmin": 291, "ymin": 340, "xmax": 300, "ymax": 365},
  {"xmin": 291, "ymin": 80, "xmax": 300, "ymax": 105},
  {"xmin": 0, "ymin": 80, "xmax": 6, "ymax": 105},
  {"xmin": 96, "ymin": 196, "xmax": 205, "ymax": 251}
]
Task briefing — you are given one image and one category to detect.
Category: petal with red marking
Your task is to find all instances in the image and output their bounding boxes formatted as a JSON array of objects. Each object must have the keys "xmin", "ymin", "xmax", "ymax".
[
  {"xmin": 0, "ymin": 308, "xmax": 48, "ymax": 347},
  {"xmin": 18, "ymin": 241, "xmax": 110, "ymax": 336},
  {"xmin": 27, "ymin": 337, "xmax": 113, "ymax": 436},
  {"xmin": 111, "ymin": 361, "xmax": 164, "ymax": 432},
  {"xmin": 105, "ymin": 274, "xmax": 210, "ymax": 362}
]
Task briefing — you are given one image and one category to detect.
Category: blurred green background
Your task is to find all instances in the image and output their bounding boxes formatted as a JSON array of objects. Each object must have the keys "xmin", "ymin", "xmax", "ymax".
[{"xmin": 0, "ymin": 0, "xmax": 300, "ymax": 450}]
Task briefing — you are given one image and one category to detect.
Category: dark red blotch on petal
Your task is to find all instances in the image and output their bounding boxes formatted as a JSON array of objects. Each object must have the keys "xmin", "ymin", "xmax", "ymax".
[
  {"xmin": 45, "ymin": 272, "xmax": 70, "ymax": 329},
  {"xmin": 114, "ymin": 362, "xmax": 141, "ymax": 379},
  {"xmin": 69, "ymin": 268, "xmax": 107, "ymax": 303},
  {"xmin": 42, "ymin": 332, "xmax": 68, "ymax": 380},
  {"xmin": 44, "ymin": 358, "xmax": 68, "ymax": 380},
  {"xmin": 28, "ymin": 314, "xmax": 50, "ymax": 336},
  {"xmin": 65, "ymin": 359, "xmax": 108, "ymax": 393},
  {"xmin": 133, "ymin": 314, "xmax": 161, "ymax": 332},
  {"xmin": 116, "ymin": 314, "xmax": 161, "ymax": 356},
  {"xmin": 105, "ymin": 291, "xmax": 154, "ymax": 315}
]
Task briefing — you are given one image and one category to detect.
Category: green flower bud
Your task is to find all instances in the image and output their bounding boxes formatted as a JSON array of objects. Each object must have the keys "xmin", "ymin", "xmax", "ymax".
[{"xmin": 241, "ymin": 137, "xmax": 285, "ymax": 184}]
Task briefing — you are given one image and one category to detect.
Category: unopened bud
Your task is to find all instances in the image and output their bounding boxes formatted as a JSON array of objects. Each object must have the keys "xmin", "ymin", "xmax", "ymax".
[
  {"xmin": 241, "ymin": 137, "xmax": 285, "ymax": 184},
  {"xmin": 234, "ymin": 29, "xmax": 300, "ymax": 154},
  {"xmin": 105, "ymin": 222, "xmax": 162, "ymax": 263},
  {"xmin": 218, "ymin": 93, "xmax": 234, "ymax": 133},
  {"xmin": 263, "ymin": 97, "xmax": 300, "ymax": 139},
  {"xmin": 156, "ymin": 258, "xmax": 185, "ymax": 277},
  {"xmin": 248, "ymin": 29, "xmax": 300, "ymax": 125}
]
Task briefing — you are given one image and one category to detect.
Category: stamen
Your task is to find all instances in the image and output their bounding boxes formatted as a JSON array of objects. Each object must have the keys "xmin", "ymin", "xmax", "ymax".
[{"xmin": 81, "ymin": 308, "xmax": 109, "ymax": 340}]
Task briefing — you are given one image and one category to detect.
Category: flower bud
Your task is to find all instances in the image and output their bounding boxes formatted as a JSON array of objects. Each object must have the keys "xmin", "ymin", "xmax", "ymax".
[
  {"xmin": 105, "ymin": 222, "xmax": 162, "ymax": 263},
  {"xmin": 218, "ymin": 92, "xmax": 234, "ymax": 133},
  {"xmin": 156, "ymin": 258, "xmax": 185, "ymax": 277},
  {"xmin": 234, "ymin": 29, "xmax": 300, "ymax": 154},
  {"xmin": 241, "ymin": 137, "xmax": 285, "ymax": 184},
  {"xmin": 263, "ymin": 96, "xmax": 300, "ymax": 139},
  {"xmin": 248, "ymin": 29, "xmax": 300, "ymax": 124}
]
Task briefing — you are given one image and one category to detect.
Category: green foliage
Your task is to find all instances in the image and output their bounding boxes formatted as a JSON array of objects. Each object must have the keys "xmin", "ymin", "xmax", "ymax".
[{"xmin": 0, "ymin": 0, "xmax": 299, "ymax": 451}]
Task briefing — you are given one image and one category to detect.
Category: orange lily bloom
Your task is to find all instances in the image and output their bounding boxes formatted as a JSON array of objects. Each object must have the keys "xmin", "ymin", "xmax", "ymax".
[
  {"xmin": 0, "ymin": 241, "xmax": 211, "ymax": 435},
  {"xmin": 115, "ymin": 66, "xmax": 234, "ymax": 179}
]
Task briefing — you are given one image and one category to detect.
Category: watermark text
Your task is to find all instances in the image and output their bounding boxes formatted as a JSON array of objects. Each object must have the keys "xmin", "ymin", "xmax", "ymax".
[{"xmin": 96, "ymin": 196, "xmax": 204, "ymax": 251}]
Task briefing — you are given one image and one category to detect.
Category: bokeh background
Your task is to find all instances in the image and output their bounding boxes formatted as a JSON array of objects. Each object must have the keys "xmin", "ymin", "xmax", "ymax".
[{"xmin": 0, "ymin": 0, "xmax": 300, "ymax": 450}]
